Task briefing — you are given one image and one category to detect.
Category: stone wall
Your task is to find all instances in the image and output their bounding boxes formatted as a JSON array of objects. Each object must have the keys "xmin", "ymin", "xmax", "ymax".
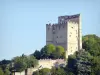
[
  {"xmin": 38, "ymin": 59, "xmax": 66, "ymax": 69},
  {"xmin": 14, "ymin": 71, "xmax": 25, "ymax": 75},
  {"xmin": 46, "ymin": 23, "xmax": 67, "ymax": 49},
  {"xmin": 14, "ymin": 59, "xmax": 66, "ymax": 75},
  {"xmin": 67, "ymin": 21, "xmax": 79, "ymax": 55}
]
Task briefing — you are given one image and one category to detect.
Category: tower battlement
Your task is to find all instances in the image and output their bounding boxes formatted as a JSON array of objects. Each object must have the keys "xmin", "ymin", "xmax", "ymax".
[
  {"xmin": 58, "ymin": 14, "xmax": 80, "ymax": 18},
  {"xmin": 58, "ymin": 14, "xmax": 80, "ymax": 24},
  {"xmin": 46, "ymin": 20, "xmax": 78, "ymax": 32}
]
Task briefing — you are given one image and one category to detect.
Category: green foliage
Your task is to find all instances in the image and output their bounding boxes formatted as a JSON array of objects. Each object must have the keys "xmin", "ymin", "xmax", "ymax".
[
  {"xmin": 0, "ymin": 59, "xmax": 11, "ymax": 65},
  {"xmin": 0, "ymin": 68, "xmax": 4, "ymax": 75},
  {"xmin": 4, "ymin": 68, "xmax": 10, "ymax": 75},
  {"xmin": 66, "ymin": 34, "xmax": 100, "ymax": 75},
  {"xmin": 27, "ymin": 55, "xmax": 38, "ymax": 68},
  {"xmin": 45, "ymin": 44, "xmax": 56, "ymax": 54},
  {"xmin": 65, "ymin": 68, "xmax": 75, "ymax": 75},
  {"xmin": 51, "ymin": 67, "xmax": 66, "ymax": 75},
  {"xmin": 56, "ymin": 46, "xmax": 65, "ymax": 53},
  {"xmin": 33, "ymin": 68, "xmax": 50, "ymax": 75},
  {"xmin": 67, "ymin": 55, "xmax": 76, "ymax": 71},
  {"xmin": 33, "ymin": 50, "xmax": 41, "ymax": 59},
  {"xmin": 1, "ymin": 34, "xmax": 100, "ymax": 75},
  {"xmin": 39, "ymin": 68, "xmax": 50, "ymax": 75},
  {"xmin": 82, "ymin": 34, "xmax": 100, "ymax": 56},
  {"xmin": 67, "ymin": 50, "xmax": 93, "ymax": 75},
  {"xmin": 75, "ymin": 50, "xmax": 92, "ymax": 75},
  {"xmin": 91, "ymin": 57, "xmax": 100, "ymax": 75},
  {"xmin": 82, "ymin": 34, "xmax": 100, "ymax": 75},
  {"xmin": 41, "ymin": 44, "xmax": 56, "ymax": 58},
  {"xmin": 68, "ymin": 54, "xmax": 76, "ymax": 60},
  {"xmin": 13, "ymin": 57, "xmax": 27, "ymax": 72},
  {"xmin": 12, "ymin": 54, "xmax": 38, "ymax": 72},
  {"xmin": 39, "ymin": 44, "xmax": 66, "ymax": 59},
  {"xmin": 33, "ymin": 67, "xmax": 66, "ymax": 75},
  {"xmin": 0, "ymin": 60, "xmax": 11, "ymax": 75},
  {"xmin": 33, "ymin": 71, "xmax": 39, "ymax": 75},
  {"xmin": 53, "ymin": 46, "xmax": 65, "ymax": 59},
  {"xmin": 0, "ymin": 60, "xmax": 11, "ymax": 71}
]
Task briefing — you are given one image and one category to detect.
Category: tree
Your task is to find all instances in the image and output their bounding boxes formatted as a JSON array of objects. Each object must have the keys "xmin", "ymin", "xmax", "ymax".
[
  {"xmin": 34, "ymin": 44, "xmax": 66, "ymax": 59},
  {"xmin": 26, "ymin": 55, "xmax": 38, "ymax": 68},
  {"xmin": 0, "ymin": 59, "xmax": 11, "ymax": 65},
  {"xmin": 33, "ymin": 50, "xmax": 41, "ymax": 59},
  {"xmin": 39, "ymin": 68, "xmax": 51, "ymax": 75},
  {"xmin": 52, "ymin": 46, "xmax": 65, "ymax": 59},
  {"xmin": 14, "ymin": 59, "xmax": 27, "ymax": 72},
  {"xmin": 67, "ymin": 50, "xmax": 93, "ymax": 75},
  {"xmin": 12, "ymin": 54, "xmax": 38, "ymax": 72},
  {"xmin": 82, "ymin": 34, "xmax": 100, "ymax": 75},
  {"xmin": 33, "ymin": 68, "xmax": 50, "ymax": 75},
  {"xmin": 4, "ymin": 68, "xmax": 10, "ymax": 75},
  {"xmin": 75, "ymin": 50, "xmax": 92, "ymax": 75},
  {"xmin": 67, "ymin": 54, "xmax": 76, "ymax": 72},
  {"xmin": 65, "ymin": 67, "xmax": 75, "ymax": 75},
  {"xmin": 91, "ymin": 57, "xmax": 100, "ymax": 75},
  {"xmin": 82, "ymin": 34, "xmax": 100, "ymax": 56},
  {"xmin": 0, "ymin": 68, "xmax": 4, "ymax": 75},
  {"xmin": 51, "ymin": 67, "xmax": 66, "ymax": 75},
  {"xmin": 32, "ymin": 71, "xmax": 39, "ymax": 75},
  {"xmin": 0, "ymin": 59, "xmax": 11, "ymax": 75},
  {"xmin": 41, "ymin": 44, "xmax": 56, "ymax": 58},
  {"xmin": 0, "ymin": 59, "xmax": 11, "ymax": 72}
]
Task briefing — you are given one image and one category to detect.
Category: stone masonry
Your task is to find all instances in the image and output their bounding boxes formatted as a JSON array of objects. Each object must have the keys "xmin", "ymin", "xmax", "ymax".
[{"xmin": 46, "ymin": 14, "xmax": 82, "ymax": 58}]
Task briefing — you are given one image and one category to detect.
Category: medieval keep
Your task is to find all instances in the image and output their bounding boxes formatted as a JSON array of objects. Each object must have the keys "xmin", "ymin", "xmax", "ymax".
[{"xmin": 46, "ymin": 14, "xmax": 82, "ymax": 58}]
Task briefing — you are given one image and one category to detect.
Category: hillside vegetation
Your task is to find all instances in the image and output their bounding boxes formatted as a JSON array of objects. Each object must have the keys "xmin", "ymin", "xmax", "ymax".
[
  {"xmin": 0, "ymin": 34, "xmax": 100, "ymax": 75},
  {"xmin": 32, "ymin": 44, "xmax": 66, "ymax": 59}
]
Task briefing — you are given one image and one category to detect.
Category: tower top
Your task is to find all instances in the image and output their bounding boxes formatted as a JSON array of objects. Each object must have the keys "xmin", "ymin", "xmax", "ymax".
[
  {"xmin": 58, "ymin": 14, "xmax": 80, "ymax": 18},
  {"xmin": 58, "ymin": 14, "xmax": 80, "ymax": 24}
]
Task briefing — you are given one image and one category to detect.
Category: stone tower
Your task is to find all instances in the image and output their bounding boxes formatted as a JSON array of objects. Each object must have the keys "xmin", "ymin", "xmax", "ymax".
[{"xmin": 46, "ymin": 14, "xmax": 82, "ymax": 58}]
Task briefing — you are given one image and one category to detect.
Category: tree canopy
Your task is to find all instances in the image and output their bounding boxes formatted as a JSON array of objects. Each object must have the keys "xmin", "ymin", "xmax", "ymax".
[
  {"xmin": 12, "ymin": 54, "xmax": 38, "ymax": 72},
  {"xmin": 33, "ymin": 44, "xmax": 66, "ymax": 59},
  {"xmin": 82, "ymin": 34, "xmax": 100, "ymax": 56},
  {"xmin": 33, "ymin": 68, "xmax": 51, "ymax": 75},
  {"xmin": 82, "ymin": 34, "xmax": 100, "ymax": 75}
]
